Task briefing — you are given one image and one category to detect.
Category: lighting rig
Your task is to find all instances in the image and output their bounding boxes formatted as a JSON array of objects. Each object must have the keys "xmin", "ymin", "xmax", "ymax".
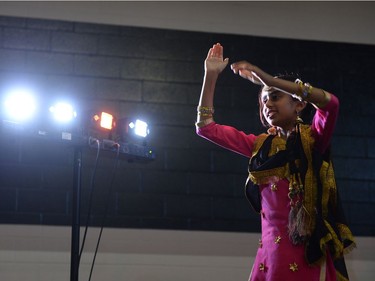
[
  {"xmin": 0, "ymin": 88, "xmax": 155, "ymax": 281},
  {"xmin": 0, "ymin": 89, "xmax": 155, "ymax": 161}
]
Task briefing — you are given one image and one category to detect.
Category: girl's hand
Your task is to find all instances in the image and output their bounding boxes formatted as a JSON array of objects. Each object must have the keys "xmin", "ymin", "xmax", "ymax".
[
  {"xmin": 230, "ymin": 61, "xmax": 273, "ymax": 86},
  {"xmin": 205, "ymin": 43, "xmax": 229, "ymax": 75}
]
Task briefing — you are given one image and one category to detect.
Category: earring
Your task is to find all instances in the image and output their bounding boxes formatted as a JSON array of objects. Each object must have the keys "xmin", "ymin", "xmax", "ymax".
[
  {"xmin": 296, "ymin": 112, "xmax": 303, "ymax": 124},
  {"xmin": 267, "ymin": 126, "xmax": 278, "ymax": 135}
]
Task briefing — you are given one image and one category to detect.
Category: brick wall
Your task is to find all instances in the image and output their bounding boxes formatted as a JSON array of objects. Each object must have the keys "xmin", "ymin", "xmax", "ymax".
[{"xmin": 0, "ymin": 16, "xmax": 374, "ymax": 236}]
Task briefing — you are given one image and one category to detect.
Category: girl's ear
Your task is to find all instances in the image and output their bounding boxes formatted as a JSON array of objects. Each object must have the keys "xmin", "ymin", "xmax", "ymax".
[{"xmin": 296, "ymin": 101, "xmax": 307, "ymax": 113}]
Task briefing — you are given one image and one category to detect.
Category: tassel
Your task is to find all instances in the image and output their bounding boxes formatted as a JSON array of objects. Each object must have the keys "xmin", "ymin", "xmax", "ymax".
[
  {"xmin": 296, "ymin": 204, "xmax": 310, "ymax": 237},
  {"xmin": 288, "ymin": 204, "xmax": 298, "ymax": 231},
  {"xmin": 288, "ymin": 201, "xmax": 310, "ymax": 245},
  {"xmin": 287, "ymin": 122, "xmax": 310, "ymax": 245},
  {"xmin": 288, "ymin": 203, "xmax": 299, "ymax": 244}
]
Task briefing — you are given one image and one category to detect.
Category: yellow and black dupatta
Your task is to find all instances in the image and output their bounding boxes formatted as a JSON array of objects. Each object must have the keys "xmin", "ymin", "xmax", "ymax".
[{"xmin": 245, "ymin": 124, "xmax": 355, "ymax": 281}]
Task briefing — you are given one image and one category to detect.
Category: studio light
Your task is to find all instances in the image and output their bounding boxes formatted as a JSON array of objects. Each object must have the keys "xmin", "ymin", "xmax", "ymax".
[
  {"xmin": 92, "ymin": 111, "xmax": 116, "ymax": 131},
  {"xmin": 0, "ymin": 87, "xmax": 155, "ymax": 161},
  {"xmin": 84, "ymin": 111, "xmax": 117, "ymax": 142},
  {"xmin": 116, "ymin": 118, "xmax": 149, "ymax": 143},
  {"xmin": 129, "ymin": 119, "xmax": 149, "ymax": 138},
  {"xmin": 49, "ymin": 102, "xmax": 77, "ymax": 123},
  {"xmin": 2, "ymin": 89, "xmax": 37, "ymax": 122}
]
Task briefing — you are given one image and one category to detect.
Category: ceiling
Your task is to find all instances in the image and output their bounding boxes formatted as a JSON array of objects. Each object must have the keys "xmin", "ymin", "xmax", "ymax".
[{"xmin": 0, "ymin": 1, "xmax": 374, "ymax": 46}]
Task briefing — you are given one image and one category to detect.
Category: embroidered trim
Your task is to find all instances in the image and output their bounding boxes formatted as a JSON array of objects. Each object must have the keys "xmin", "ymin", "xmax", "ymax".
[
  {"xmin": 252, "ymin": 133, "xmax": 287, "ymax": 158},
  {"xmin": 247, "ymin": 165, "xmax": 289, "ymax": 185},
  {"xmin": 250, "ymin": 133, "xmax": 269, "ymax": 159},
  {"xmin": 298, "ymin": 125, "xmax": 316, "ymax": 235},
  {"xmin": 337, "ymin": 223, "xmax": 356, "ymax": 254}
]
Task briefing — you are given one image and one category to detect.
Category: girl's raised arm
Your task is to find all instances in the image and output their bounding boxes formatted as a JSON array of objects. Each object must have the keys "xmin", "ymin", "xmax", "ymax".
[
  {"xmin": 196, "ymin": 43, "xmax": 229, "ymax": 126},
  {"xmin": 230, "ymin": 61, "xmax": 331, "ymax": 108}
]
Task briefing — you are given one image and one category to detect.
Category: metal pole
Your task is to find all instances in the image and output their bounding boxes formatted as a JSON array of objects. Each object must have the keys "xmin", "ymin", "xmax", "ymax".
[{"xmin": 70, "ymin": 146, "xmax": 82, "ymax": 281}]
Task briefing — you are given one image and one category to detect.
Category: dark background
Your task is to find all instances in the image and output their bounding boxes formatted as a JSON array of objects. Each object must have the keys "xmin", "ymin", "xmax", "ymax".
[{"xmin": 0, "ymin": 15, "xmax": 374, "ymax": 236}]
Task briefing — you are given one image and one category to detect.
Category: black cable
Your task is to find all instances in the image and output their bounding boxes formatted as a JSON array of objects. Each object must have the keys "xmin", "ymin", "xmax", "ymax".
[
  {"xmin": 88, "ymin": 143, "xmax": 121, "ymax": 281},
  {"xmin": 79, "ymin": 138, "xmax": 101, "ymax": 263}
]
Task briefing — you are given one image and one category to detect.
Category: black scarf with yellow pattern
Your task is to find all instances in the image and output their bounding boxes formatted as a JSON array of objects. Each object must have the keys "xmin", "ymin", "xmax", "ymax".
[{"xmin": 245, "ymin": 124, "xmax": 355, "ymax": 281}]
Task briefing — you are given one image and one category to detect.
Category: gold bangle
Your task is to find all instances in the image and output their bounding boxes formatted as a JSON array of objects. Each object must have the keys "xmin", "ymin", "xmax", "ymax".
[
  {"xmin": 197, "ymin": 106, "xmax": 215, "ymax": 115},
  {"xmin": 302, "ymin": 83, "xmax": 313, "ymax": 100},
  {"xmin": 294, "ymin": 80, "xmax": 313, "ymax": 101},
  {"xmin": 307, "ymin": 84, "xmax": 313, "ymax": 95},
  {"xmin": 198, "ymin": 112, "xmax": 213, "ymax": 118},
  {"xmin": 293, "ymin": 79, "xmax": 304, "ymax": 100}
]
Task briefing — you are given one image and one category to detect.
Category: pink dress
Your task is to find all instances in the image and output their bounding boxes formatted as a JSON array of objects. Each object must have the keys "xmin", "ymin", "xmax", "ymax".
[{"xmin": 197, "ymin": 96, "xmax": 340, "ymax": 281}]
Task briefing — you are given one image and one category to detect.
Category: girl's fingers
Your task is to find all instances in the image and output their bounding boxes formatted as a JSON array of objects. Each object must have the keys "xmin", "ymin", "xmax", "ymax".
[
  {"xmin": 211, "ymin": 43, "xmax": 223, "ymax": 58},
  {"xmin": 238, "ymin": 69, "xmax": 251, "ymax": 77},
  {"xmin": 231, "ymin": 61, "xmax": 254, "ymax": 70},
  {"xmin": 206, "ymin": 48, "xmax": 213, "ymax": 58},
  {"xmin": 251, "ymin": 71, "xmax": 266, "ymax": 85}
]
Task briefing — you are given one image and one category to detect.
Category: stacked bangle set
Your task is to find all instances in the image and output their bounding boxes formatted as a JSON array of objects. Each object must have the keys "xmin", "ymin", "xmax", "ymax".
[
  {"xmin": 294, "ymin": 79, "xmax": 313, "ymax": 101},
  {"xmin": 197, "ymin": 106, "xmax": 214, "ymax": 117},
  {"xmin": 195, "ymin": 106, "xmax": 214, "ymax": 128}
]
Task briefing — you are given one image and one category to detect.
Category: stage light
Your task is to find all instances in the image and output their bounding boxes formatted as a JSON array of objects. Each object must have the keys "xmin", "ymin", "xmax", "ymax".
[
  {"xmin": 49, "ymin": 102, "xmax": 77, "ymax": 123},
  {"xmin": 92, "ymin": 112, "xmax": 115, "ymax": 130},
  {"xmin": 3, "ymin": 90, "xmax": 37, "ymax": 122},
  {"xmin": 128, "ymin": 119, "xmax": 149, "ymax": 138},
  {"xmin": 85, "ymin": 111, "xmax": 117, "ymax": 141},
  {"xmin": 116, "ymin": 118, "xmax": 150, "ymax": 145},
  {"xmin": 100, "ymin": 112, "xmax": 114, "ymax": 130}
]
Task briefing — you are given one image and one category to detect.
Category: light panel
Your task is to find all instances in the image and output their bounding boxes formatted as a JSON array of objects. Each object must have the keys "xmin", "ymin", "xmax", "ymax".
[
  {"xmin": 128, "ymin": 119, "xmax": 149, "ymax": 138},
  {"xmin": 92, "ymin": 111, "xmax": 115, "ymax": 131},
  {"xmin": 3, "ymin": 90, "xmax": 37, "ymax": 122},
  {"xmin": 100, "ymin": 112, "xmax": 114, "ymax": 130},
  {"xmin": 49, "ymin": 102, "xmax": 77, "ymax": 123}
]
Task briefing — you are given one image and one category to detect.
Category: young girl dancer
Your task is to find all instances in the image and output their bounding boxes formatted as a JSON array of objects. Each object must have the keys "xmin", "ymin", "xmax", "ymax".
[{"xmin": 196, "ymin": 43, "xmax": 355, "ymax": 281}]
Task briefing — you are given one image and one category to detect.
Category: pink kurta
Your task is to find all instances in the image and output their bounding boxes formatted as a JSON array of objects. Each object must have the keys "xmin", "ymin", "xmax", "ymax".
[
  {"xmin": 249, "ymin": 178, "xmax": 336, "ymax": 281},
  {"xmin": 197, "ymin": 95, "xmax": 339, "ymax": 280}
]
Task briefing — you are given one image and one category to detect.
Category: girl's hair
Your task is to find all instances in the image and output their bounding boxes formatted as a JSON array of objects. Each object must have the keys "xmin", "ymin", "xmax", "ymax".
[{"xmin": 258, "ymin": 73, "xmax": 314, "ymax": 127}]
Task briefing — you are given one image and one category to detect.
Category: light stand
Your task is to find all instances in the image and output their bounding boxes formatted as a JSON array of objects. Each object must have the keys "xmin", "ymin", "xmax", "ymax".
[
  {"xmin": 1, "ymin": 121, "xmax": 155, "ymax": 281},
  {"xmin": 70, "ymin": 146, "xmax": 82, "ymax": 281}
]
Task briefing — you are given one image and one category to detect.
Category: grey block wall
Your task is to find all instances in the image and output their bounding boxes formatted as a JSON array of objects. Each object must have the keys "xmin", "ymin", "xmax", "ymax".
[{"xmin": 0, "ymin": 16, "xmax": 374, "ymax": 236}]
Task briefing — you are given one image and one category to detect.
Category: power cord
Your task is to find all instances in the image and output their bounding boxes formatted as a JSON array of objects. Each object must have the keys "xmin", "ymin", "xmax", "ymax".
[
  {"xmin": 88, "ymin": 142, "xmax": 121, "ymax": 281},
  {"xmin": 79, "ymin": 137, "xmax": 101, "ymax": 263}
]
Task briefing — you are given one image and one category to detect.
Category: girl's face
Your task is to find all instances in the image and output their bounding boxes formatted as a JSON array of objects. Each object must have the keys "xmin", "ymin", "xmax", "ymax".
[{"xmin": 261, "ymin": 89, "xmax": 304, "ymax": 130}]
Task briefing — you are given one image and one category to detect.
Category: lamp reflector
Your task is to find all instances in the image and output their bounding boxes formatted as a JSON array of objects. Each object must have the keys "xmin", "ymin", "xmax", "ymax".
[
  {"xmin": 129, "ymin": 119, "xmax": 149, "ymax": 137},
  {"xmin": 4, "ymin": 91, "xmax": 36, "ymax": 121},
  {"xmin": 99, "ymin": 112, "xmax": 114, "ymax": 130},
  {"xmin": 49, "ymin": 102, "xmax": 77, "ymax": 122}
]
